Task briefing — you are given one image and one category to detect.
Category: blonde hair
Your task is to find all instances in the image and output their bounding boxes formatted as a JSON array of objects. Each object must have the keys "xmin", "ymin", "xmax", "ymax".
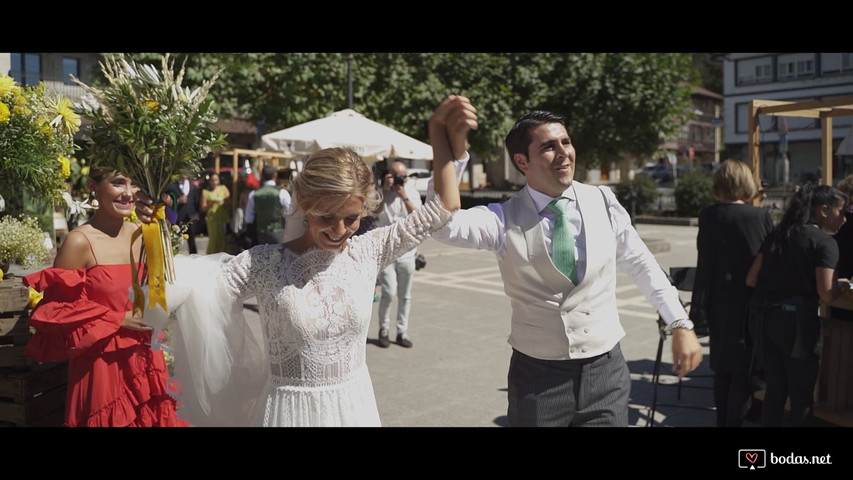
[
  {"xmin": 712, "ymin": 159, "xmax": 757, "ymax": 202},
  {"xmin": 291, "ymin": 147, "xmax": 381, "ymax": 218},
  {"xmin": 837, "ymin": 174, "xmax": 853, "ymax": 198}
]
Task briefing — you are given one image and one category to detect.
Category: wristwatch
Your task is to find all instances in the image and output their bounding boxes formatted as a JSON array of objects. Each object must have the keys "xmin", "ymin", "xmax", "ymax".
[{"xmin": 665, "ymin": 319, "xmax": 694, "ymax": 333}]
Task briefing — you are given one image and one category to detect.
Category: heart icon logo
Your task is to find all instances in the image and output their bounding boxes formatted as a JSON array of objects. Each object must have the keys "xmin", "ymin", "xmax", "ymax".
[{"xmin": 745, "ymin": 452, "xmax": 758, "ymax": 464}]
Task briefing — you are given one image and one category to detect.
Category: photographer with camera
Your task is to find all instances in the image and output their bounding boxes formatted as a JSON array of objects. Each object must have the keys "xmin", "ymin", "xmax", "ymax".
[{"xmin": 375, "ymin": 160, "xmax": 424, "ymax": 348}]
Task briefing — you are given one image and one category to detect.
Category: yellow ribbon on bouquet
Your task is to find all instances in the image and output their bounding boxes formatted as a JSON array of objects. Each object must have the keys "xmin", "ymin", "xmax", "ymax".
[{"xmin": 130, "ymin": 203, "xmax": 174, "ymax": 317}]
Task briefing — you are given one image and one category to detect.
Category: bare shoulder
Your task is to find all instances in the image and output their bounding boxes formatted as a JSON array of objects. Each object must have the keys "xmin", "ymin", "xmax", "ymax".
[
  {"xmin": 122, "ymin": 221, "xmax": 141, "ymax": 235},
  {"xmin": 55, "ymin": 228, "xmax": 95, "ymax": 269}
]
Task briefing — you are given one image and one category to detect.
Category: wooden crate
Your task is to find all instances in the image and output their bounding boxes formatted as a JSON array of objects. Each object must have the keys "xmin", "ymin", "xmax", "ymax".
[
  {"xmin": 0, "ymin": 361, "xmax": 67, "ymax": 427},
  {"xmin": 0, "ymin": 277, "xmax": 30, "ymax": 314},
  {"xmin": 817, "ymin": 316, "xmax": 853, "ymax": 413},
  {"xmin": 0, "ymin": 277, "xmax": 36, "ymax": 369}
]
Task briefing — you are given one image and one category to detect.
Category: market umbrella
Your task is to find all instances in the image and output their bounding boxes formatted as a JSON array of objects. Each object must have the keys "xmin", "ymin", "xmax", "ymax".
[{"xmin": 260, "ymin": 109, "xmax": 433, "ymax": 162}]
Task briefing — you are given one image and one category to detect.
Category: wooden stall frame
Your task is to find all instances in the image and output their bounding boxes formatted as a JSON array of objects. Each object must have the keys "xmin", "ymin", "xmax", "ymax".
[{"xmin": 748, "ymin": 95, "xmax": 853, "ymax": 203}]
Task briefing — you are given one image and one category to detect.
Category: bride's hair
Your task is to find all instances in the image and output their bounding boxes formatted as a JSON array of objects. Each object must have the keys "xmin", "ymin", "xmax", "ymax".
[{"xmin": 291, "ymin": 147, "xmax": 382, "ymax": 218}]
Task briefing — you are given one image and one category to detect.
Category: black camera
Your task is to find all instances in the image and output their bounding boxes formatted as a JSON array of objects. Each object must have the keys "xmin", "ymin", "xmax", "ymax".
[{"xmin": 393, "ymin": 174, "xmax": 406, "ymax": 186}]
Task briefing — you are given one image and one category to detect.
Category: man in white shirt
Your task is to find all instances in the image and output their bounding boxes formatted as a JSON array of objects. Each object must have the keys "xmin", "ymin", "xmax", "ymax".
[
  {"xmin": 375, "ymin": 160, "xmax": 423, "ymax": 348},
  {"xmin": 427, "ymin": 104, "xmax": 703, "ymax": 426}
]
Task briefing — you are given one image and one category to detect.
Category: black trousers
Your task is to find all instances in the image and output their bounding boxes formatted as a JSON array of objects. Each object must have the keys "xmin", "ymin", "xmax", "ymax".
[
  {"xmin": 713, "ymin": 370, "xmax": 753, "ymax": 427},
  {"xmin": 760, "ymin": 305, "xmax": 820, "ymax": 427},
  {"xmin": 507, "ymin": 343, "xmax": 630, "ymax": 427}
]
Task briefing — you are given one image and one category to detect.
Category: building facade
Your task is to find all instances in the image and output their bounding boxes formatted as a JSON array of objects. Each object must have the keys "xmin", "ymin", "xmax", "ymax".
[
  {"xmin": 1, "ymin": 53, "xmax": 102, "ymax": 105},
  {"xmin": 723, "ymin": 53, "xmax": 853, "ymax": 187},
  {"xmin": 661, "ymin": 85, "xmax": 723, "ymax": 169}
]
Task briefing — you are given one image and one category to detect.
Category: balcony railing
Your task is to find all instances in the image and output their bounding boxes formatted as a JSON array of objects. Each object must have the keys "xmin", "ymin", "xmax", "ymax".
[
  {"xmin": 41, "ymin": 80, "xmax": 88, "ymax": 104},
  {"xmin": 7, "ymin": 72, "xmax": 88, "ymax": 104}
]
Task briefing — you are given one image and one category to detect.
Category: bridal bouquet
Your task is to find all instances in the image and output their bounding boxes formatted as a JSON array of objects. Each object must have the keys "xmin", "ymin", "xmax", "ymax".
[{"xmin": 74, "ymin": 53, "xmax": 226, "ymax": 316}]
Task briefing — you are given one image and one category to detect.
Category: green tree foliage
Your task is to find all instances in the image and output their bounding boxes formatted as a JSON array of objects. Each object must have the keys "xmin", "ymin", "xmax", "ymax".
[
  {"xmin": 108, "ymin": 53, "xmax": 696, "ymax": 170},
  {"xmin": 614, "ymin": 175, "xmax": 659, "ymax": 215},
  {"xmin": 539, "ymin": 53, "xmax": 697, "ymax": 167},
  {"xmin": 674, "ymin": 169, "xmax": 715, "ymax": 216}
]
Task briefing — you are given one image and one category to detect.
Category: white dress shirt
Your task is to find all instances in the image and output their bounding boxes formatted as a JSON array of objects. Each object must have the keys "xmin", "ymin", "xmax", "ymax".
[
  {"xmin": 426, "ymin": 153, "xmax": 687, "ymax": 326},
  {"xmin": 377, "ymin": 180, "xmax": 422, "ymax": 260}
]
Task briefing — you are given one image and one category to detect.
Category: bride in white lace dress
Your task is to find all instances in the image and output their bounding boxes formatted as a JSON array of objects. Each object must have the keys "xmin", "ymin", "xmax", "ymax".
[{"xmin": 136, "ymin": 96, "xmax": 478, "ymax": 426}]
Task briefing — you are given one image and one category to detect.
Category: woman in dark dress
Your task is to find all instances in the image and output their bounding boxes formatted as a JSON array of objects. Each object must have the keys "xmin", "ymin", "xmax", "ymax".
[
  {"xmin": 690, "ymin": 159, "xmax": 774, "ymax": 427},
  {"xmin": 746, "ymin": 183, "xmax": 850, "ymax": 426},
  {"xmin": 830, "ymin": 174, "xmax": 853, "ymax": 321}
]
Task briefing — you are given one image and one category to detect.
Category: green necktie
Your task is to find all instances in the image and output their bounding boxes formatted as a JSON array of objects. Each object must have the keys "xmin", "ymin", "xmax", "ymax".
[{"xmin": 547, "ymin": 197, "xmax": 578, "ymax": 283}]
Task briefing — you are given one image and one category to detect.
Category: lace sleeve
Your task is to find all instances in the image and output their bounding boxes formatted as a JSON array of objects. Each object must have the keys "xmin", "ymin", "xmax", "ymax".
[{"xmin": 355, "ymin": 194, "xmax": 453, "ymax": 271}]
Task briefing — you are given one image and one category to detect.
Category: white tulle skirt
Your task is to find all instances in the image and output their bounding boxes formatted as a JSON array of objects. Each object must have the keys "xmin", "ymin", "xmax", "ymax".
[{"xmin": 142, "ymin": 253, "xmax": 269, "ymax": 427}]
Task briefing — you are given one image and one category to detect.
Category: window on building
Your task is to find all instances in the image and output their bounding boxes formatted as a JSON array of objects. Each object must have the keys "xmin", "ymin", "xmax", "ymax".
[
  {"xmin": 820, "ymin": 53, "xmax": 853, "ymax": 75},
  {"xmin": 62, "ymin": 57, "xmax": 79, "ymax": 85},
  {"xmin": 736, "ymin": 56, "xmax": 773, "ymax": 85},
  {"xmin": 9, "ymin": 53, "xmax": 41, "ymax": 86},
  {"xmin": 777, "ymin": 53, "xmax": 816, "ymax": 80}
]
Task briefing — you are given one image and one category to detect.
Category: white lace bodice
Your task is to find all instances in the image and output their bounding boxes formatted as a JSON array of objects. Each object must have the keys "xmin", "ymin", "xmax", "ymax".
[{"xmin": 220, "ymin": 197, "xmax": 452, "ymax": 389}]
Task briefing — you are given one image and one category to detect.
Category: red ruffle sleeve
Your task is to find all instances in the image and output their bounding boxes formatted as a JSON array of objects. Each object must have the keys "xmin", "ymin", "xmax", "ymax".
[{"xmin": 23, "ymin": 267, "xmax": 126, "ymax": 363}]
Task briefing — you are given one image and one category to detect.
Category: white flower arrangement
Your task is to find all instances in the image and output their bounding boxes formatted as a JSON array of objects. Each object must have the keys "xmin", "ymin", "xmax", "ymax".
[{"xmin": 0, "ymin": 215, "xmax": 51, "ymax": 271}]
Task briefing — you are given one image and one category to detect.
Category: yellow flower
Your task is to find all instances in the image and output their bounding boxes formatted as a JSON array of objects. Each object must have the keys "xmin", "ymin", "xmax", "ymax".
[
  {"xmin": 0, "ymin": 102, "xmax": 9, "ymax": 123},
  {"xmin": 124, "ymin": 206, "xmax": 140, "ymax": 224},
  {"xmin": 81, "ymin": 165, "xmax": 90, "ymax": 177},
  {"xmin": 47, "ymin": 95, "xmax": 81, "ymax": 136},
  {"xmin": 13, "ymin": 105, "xmax": 30, "ymax": 116},
  {"xmin": 27, "ymin": 287, "xmax": 43, "ymax": 310},
  {"xmin": 40, "ymin": 124, "xmax": 53, "ymax": 138},
  {"xmin": 58, "ymin": 156, "xmax": 71, "ymax": 178},
  {"xmin": 0, "ymin": 74, "xmax": 15, "ymax": 97},
  {"xmin": 143, "ymin": 99, "xmax": 159, "ymax": 112}
]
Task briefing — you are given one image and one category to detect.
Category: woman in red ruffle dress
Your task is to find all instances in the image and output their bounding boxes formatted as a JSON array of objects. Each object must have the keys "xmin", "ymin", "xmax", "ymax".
[{"xmin": 23, "ymin": 169, "xmax": 187, "ymax": 427}]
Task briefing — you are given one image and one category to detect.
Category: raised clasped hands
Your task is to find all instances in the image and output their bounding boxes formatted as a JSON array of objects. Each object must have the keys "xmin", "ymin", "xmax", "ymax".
[{"xmin": 430, "ymin": 94, "xmax": 478, "ymax": 159}]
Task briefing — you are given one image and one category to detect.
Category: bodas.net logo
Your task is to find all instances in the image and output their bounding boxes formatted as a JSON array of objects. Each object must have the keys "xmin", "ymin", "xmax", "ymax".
[{"xmin": 739, "ymin": 449, "xmax": 766, "ymax": 469}]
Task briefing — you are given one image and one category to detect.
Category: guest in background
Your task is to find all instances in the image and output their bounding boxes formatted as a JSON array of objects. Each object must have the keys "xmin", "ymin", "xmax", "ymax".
[
  {"xmin": 756, "ymin": 180, "xmax": 769, "ymax": 206},
  {"xmin": 231, "ymin": 177, "xmax": 257, "ymax": 254},
  {"xmin": 747, "ymin": 183, "xmax": 850, "ymax": 426},
  {"xmin": 166, "ymin": 173, "xmax": 201, "ymax": 254},
  {"xmin": 201, "ymin": 172, "xmax": 231, "ymax": 254},
  {"xmin": 245, "ymin": 164, "xmax": 291, "ymax": 245},
  {"xmin": 374, "ymin": 160, "xmax": 423, "ymax": 348},
  {"xmin": 831, "ymin": 174, "xmax": 853, "ymax": 321},
  {"xmin": 690, "ymin": 159, "xmax": 774, "ymax": 426}
]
